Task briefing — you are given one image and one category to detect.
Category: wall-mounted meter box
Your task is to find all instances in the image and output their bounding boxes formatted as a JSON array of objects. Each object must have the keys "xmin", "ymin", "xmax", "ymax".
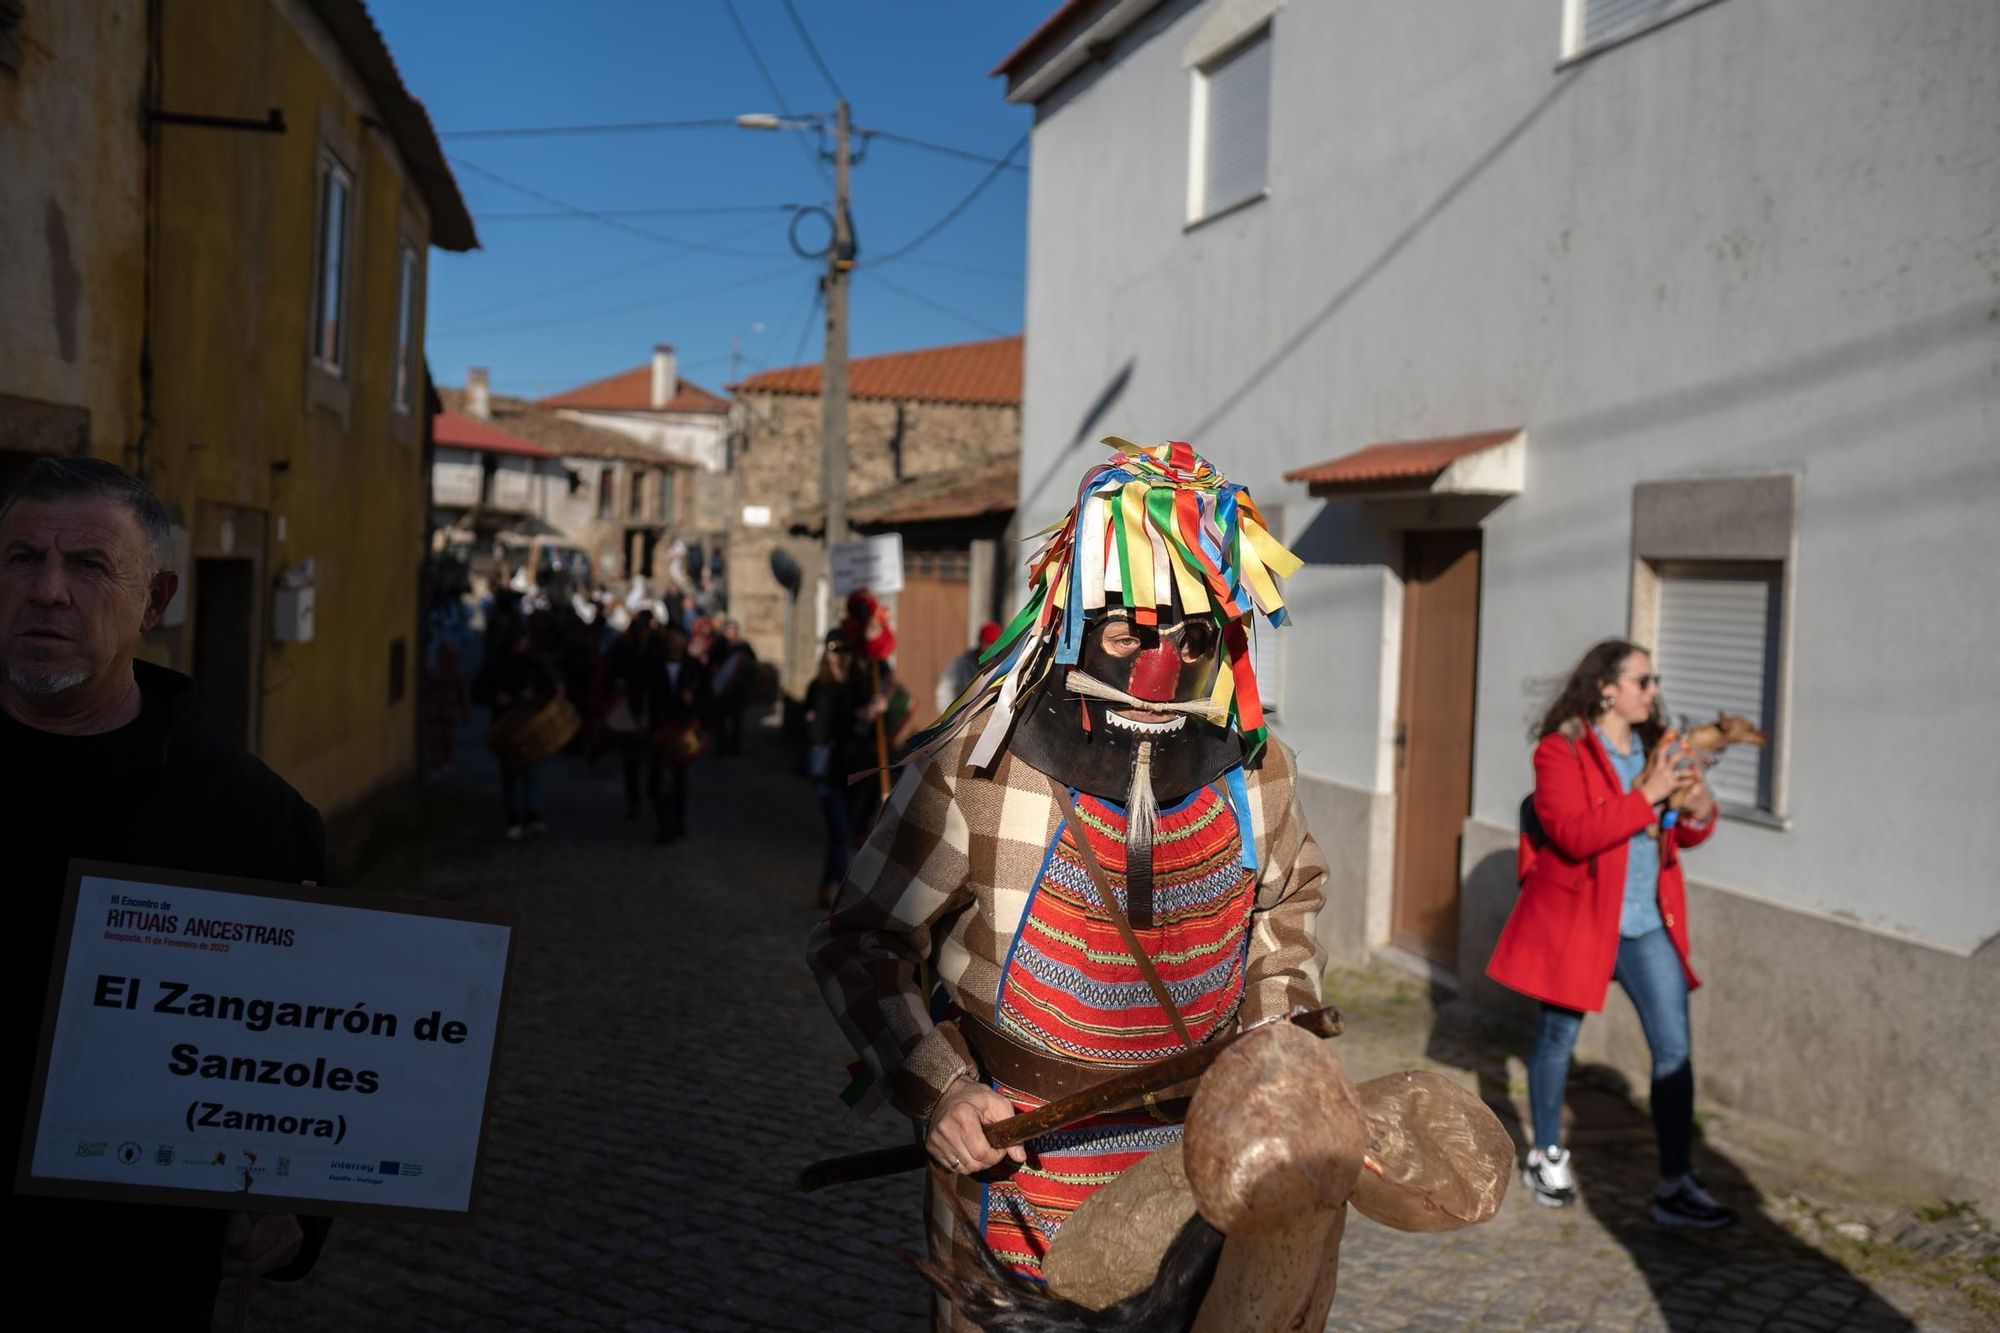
[{"xmin": 273, "ymin": 586, "xmax": 315, "ymax": 642}]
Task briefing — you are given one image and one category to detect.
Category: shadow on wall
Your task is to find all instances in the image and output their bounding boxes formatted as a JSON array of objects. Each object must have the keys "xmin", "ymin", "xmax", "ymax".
[
  {"xmin": 1433, "ymin": 848, "xmax": 1918, "ymax": 1332},
  {"xmin": 1017, "ymin": 358, "xmax": 1136, "ymax": 524}
]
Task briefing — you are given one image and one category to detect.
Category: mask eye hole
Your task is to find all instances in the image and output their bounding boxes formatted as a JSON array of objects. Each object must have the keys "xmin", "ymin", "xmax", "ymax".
[{"xmin": 1176, "ymin": 619, "xmax": 1217, "ymax": 660}]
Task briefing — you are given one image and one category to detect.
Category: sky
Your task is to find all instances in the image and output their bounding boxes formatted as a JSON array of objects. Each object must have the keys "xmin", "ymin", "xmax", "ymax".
[{"xmin": 372, "ymin": 0, "xmax": 1048, "ymax": 403}]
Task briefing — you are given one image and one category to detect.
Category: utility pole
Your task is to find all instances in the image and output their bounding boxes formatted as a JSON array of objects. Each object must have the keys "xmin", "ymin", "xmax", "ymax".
[{"xmin": 821, "ymin": 99, "xmax": 853, "ymax": 549}]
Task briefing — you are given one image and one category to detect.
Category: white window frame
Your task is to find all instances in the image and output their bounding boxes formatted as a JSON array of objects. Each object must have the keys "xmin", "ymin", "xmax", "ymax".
[
  {"xmin": 627, "ymin": 469, "xmax": 646, "ymax": 521},
  {"xmin": 310, "ymin": 154, "xmax": 354, "ymax": 375},
  {"xmin": 1186, "ymin": 24, "xmax": 1273, "ymax": 228},
  {"xmin": 391, "ymin": 240, "xmax": 418, "ymax": 414},
  {"xmin": 1560, "ymin": 0, "xmax": 1728, "ymax": 64},
  {"xmin": 1645, "ymin": 561, "xmax": 1784, "ymax": 818}
]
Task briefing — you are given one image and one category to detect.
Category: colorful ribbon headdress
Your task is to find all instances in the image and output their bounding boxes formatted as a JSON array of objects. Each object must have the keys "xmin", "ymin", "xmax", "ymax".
[{"xmin": 904, "ymin": 439, "xmax": 1303, "ymax": 771}]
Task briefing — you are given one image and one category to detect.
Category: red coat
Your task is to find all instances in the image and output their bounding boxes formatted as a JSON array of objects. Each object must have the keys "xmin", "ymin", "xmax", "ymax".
[{"xmin": 1485, "ymin": 721, "xmax": 1716, "ymax": 1013}]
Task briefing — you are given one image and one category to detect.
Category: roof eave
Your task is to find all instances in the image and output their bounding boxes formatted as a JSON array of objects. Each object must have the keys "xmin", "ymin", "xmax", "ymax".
[{"xmin": 996, "ymin": 0, "xmax": 1166, "ymax": 105}]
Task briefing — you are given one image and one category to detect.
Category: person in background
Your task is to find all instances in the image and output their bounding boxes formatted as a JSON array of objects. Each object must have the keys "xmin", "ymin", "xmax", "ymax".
[
  {"xmin": 482, "ymin": 620, "xmax": 557, "ymax": 841},
  {"xmin": 608, "ymin": 610, "xmax": 659, "ymax": 821},
  {"xmin": 803, "ymin": 629, "xmax": 873, "ymax": 909},
  {"xmin": 709, "ymin": 618, "xmax": 758, "ymax": 756},
  {"xmin": 423, "ymin": 639, "xmax": 471, "ymax": 780},
  {"xmin": 934, "ymin": 620, "xmax": 1002, "ymax": 717},
  {"xmin": 1487, "ymin": 638, "xmax": 1734, "ymax": 1227},
  {"xmin": 635, "ymin": 618, "xmax": 709, "ymax": 844},
  {"xmin": 0, "ymin": 458, "xmax": 331, "ymax": 1327}
]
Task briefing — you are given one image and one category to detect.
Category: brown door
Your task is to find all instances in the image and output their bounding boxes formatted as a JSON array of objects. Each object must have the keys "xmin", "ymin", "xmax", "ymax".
[
  {"xmin": 896, "ymin": 549, "xmax": 972, "ymax": 732},
  {"xmin": 1391, "ymin": 530, "xmax": 1483, "ymax": 967}
]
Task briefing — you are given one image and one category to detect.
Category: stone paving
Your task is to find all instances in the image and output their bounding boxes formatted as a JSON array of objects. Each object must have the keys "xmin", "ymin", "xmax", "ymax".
[{"xmin": 222, "ymin": 724, "xmax": 1992, "ymax": 1332}]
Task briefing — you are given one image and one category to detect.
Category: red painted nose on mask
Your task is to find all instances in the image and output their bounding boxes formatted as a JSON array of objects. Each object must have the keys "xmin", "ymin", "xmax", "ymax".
[{"xmin": 1126, "ymin": 638, "xmax": 1183, "ymax": 702}]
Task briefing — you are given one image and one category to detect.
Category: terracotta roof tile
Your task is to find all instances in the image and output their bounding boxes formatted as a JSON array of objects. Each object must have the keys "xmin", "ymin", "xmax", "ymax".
[
  {"xmin": 731, "ymin": 335, "xmax": 1021, "ymax": 408},
  {"xmin": 538, "ymin": 365, "xmax": 731, "ymax": 414},
  {"xmin": 436, "ymin": 389, "xmax": 688, "ymax": 464},
  {"xmin": 992, "ymin": 0, "xmax": 1100, "ymax": 78},
  {"xmin": 790, "ymin": 456, "xmax": 1019, "ymax": 534},
  {"xmin": 433, "ymin": 411, "xmax": 557, "ymax": 459},
  {"xmin": 1284, "ymin": 429, "xmax": 1522, "ymax": 488}
]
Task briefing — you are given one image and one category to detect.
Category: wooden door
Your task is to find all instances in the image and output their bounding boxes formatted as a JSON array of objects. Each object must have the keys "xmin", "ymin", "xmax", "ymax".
[
  {"xmin": 1391, "ymin": 530, "xmax": 1482, "ymax": 967},
  {"xmin": 896, "ymin": 548, "xmax": 972, "ymax": 732}
]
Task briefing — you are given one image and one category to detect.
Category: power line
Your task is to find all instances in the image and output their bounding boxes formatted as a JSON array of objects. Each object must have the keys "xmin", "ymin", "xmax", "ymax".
[
  {"xmin": 860, "ymin": 269, "xmax": 1013, "ymax": 338},
  {"xmin": 448, "ymin": 156, "xmax": 794, "ymax": 259},
  {"xmin": 868, "ymin": 132, "xmax": 1029, "ymax": 266},
  {"xmin": 436, "ymin": 215, "xmax": 796, "ymax": 328},
  {"xmin": 780, "ymin": 0, "xmax": 846, "ymax": 102},
  {"xmin": 478, "ymin": 204, "xmax": 803, "ymax": 221},
  {"xmin": 865, "ymin": 129, "xmax": 1028, "ymax": 173},
  {"xmin": 439, "ymin": 117, "xmax": 736, "ymax": 139},
  {"xmin": 887, "ymin": 255, "xmax": 1024, "ymax": 282},
  {"xmin": 791, "ymin": 282, "xmax": 826, "ymax": 366},
  {"xmin": 719, "ymin": 0, "xmax": 830, "ymax": 183},
  {"xmin": 432, "ymin": 263, "xmax": 808, "ymax": 340}
]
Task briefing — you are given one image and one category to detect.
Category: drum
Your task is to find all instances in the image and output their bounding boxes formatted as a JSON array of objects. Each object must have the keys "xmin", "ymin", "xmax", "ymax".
[{"xmin": 486, "ymin": 694, "xmax": 580, "ymax": 772}]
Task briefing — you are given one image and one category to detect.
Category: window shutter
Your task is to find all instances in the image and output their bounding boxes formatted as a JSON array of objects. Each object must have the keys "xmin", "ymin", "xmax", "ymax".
[
  {"xmin": 1202, "ymin": 30, "xmax": 1272, "ymax": 217},
  {"xmin": 1654, "ymin": 569, "xmax": 1779, "ymax": 809},
  {"xmin": 1581, "ymin": 0, "xmax": 1682, "ymax": 52}
]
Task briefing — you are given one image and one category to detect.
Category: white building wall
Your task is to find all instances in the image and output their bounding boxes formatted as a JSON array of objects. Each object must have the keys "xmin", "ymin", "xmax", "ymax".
[
  {"xmin": 431, "ymin": 448, "xmax": 482, "ymax": 508},
  {"xmin": 552, "ymin": 408, "xmax": 727, "ymax": 473},
  {"xmin": 1017, "ymin": 0, "xmax": 2000, "ymax": 950}
]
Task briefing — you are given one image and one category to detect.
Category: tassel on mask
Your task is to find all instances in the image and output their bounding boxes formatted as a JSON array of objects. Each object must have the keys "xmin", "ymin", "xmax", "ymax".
[{"xmin": 1126, "ymin": 738, "xmax": 1158, "ymax": 928}]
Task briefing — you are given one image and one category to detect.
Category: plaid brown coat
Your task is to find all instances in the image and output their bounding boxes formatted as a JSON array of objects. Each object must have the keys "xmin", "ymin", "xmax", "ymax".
[{"xmin": 806, "ymin": 727, "xmax": 1328, "ymax": 1127}]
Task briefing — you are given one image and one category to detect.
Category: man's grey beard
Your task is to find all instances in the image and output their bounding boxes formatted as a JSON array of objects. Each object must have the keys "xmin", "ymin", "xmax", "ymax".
[{"xmin": 5, "ymin": 664, "xmax": 93, "ymax": 696}]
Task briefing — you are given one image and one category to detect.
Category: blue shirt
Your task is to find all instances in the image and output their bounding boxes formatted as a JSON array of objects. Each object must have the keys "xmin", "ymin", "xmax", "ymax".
[{"xmin": 1595, "ymin": 726, "xmax": 1664, "ymax": 938}]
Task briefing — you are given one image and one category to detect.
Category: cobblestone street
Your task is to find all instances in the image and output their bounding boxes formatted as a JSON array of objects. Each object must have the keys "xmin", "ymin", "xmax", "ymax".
[{"xmin": 224, "ymin": 725, "xmax": 1992, "ymax": 1333}]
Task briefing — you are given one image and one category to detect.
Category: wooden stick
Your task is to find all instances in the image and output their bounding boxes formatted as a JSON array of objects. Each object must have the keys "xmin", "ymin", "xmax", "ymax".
[
  {"xmin": 871, "ymin": 658, "xmax": 891, "ymax": 797},
  {"xmin": 231, "ymin": 1278, "xmax": 253, "ymax": 1333},
  {"xmin": 795, "ymin": 1005, "xmax": 1343, "ymax": 1192}
]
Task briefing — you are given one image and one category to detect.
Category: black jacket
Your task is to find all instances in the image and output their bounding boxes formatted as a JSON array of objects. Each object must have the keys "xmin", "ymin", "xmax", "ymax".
[{"xmin": 1, "ymin": 661, "xmax": 332, "ymax": 1328}]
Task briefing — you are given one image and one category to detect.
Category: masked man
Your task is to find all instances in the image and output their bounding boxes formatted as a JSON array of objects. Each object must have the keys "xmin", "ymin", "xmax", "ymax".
[{"xmin": 807, "ymin": 441, "xmax": 1324, "ymax": 1330}]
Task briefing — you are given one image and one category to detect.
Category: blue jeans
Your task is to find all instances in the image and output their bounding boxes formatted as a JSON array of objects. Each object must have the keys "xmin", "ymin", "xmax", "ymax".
[
  {"xmin": 501, "ymin": 764, "xmax": 542, "ymax": 825},
  {"xmin": 815, "ymin": 783, "xmax": 854, "ymax": 888},
  {"xmin": 1527, "ymin": 927, "xmax": 1695, "ymax": 1178}
]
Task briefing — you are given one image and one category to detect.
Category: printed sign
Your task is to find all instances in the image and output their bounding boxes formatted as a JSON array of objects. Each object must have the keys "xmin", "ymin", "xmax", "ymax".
[
  {"xmin": 17, "ymin": 863, "xmax": 517, "ymax": 1224},
  {"xmin": 830, "ymin": 533, "xmax": 905, "ymax": 598}
]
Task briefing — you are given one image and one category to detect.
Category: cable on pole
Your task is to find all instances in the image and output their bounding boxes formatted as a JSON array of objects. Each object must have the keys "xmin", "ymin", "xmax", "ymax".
[
  {"xmin": 859, "ymin": 269, "xmax": 1013, "ymax": 338},
  {"xmin": 866, "ymin": 132, "xmax": 1029, "ymax": 266},
  {"xmin": 780, "ymin": 0, "xmax": 846, "ymax": 102}
]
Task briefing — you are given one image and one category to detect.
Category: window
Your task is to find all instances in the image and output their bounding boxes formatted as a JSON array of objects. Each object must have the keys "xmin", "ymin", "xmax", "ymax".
[
  {"xmin": 1561, "ymin": 0, "xmax": 1725, "ymax": 61},
  {"xmin": 1631, "ymin": 474, "xmax": 1794, "ymax": 821},
  {"xmin": 628, "ymin": 469, "xmax": 646, "ymax": 520},
  {"xmin": 311, "ymin": 155, "xmax": 353, "ymax": 374},
  {"xmin": 659, "ymin": 469, "xmax": 676, "ymax": 523},
  {"xmin": 1188, "ymin": 27, "xmax": 1272, "ymax": 224},
  {"xmin": 392, "ymin": 242, "xmax": 418, "ymax": 413},
  {"xmin": 1651, "ymin": 564, "xmax": 1780, "ymax": 813},
  {"xmin": 596, "ymin": 466, "xmax": 614, "ymax": 520}
]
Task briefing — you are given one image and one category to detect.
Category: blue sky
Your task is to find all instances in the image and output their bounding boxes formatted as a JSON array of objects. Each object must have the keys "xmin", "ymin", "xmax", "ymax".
[{"xmin": 373, "ymin": 0, "xmax": 1046, "ymax": 401}]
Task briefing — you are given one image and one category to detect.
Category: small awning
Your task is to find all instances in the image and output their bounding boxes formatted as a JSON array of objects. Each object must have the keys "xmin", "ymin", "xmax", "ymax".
[{"xmin": 1285, "ymin": 428, "xmax": 1525, "ymax": 498}]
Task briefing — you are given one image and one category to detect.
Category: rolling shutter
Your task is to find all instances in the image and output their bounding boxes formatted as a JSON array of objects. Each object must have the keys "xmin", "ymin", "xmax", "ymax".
[
  {"xmin": 1202, "ymin": 30, "xmax": 1272, "ymax": 217},
  {"xmin": 1654, "ymin": 567, "xmax": 1779, "ymax": 809}
]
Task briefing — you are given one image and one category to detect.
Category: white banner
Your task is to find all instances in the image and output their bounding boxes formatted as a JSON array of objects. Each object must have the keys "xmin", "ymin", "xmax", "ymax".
[
  {"xmin": 830, "ymin": 533, "xmax": 904, "ymax": 598},
  {"xmin": 18, "ymin": 864, "xmax": 516, "ymax": 1223}
]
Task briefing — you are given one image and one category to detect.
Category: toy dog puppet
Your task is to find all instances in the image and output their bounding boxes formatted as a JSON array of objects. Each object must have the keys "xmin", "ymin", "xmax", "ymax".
[
  {"xmin": 913, "ymin": 1020, "xmax": 1514, "ymax": 1333},
  {"xmin": 1639, "ymin": 712, "xmax": 1768, "ymax": 836}
]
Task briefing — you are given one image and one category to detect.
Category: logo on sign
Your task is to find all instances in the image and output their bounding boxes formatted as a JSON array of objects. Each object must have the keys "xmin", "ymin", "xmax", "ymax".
[
  {"xmin": 75, "ymin": 1141, "xmax": 107, "ymax": 1158},
  {"xmin": 155, "ymin": 1144, "xmax": 175, "ymax": 1166},
  {"xmin": 116, "ymin": 1142, "xmax": 143, "ymax": 1165},
  {"xmin": 379, "ymin": 1160, "xmax": 400, "ymax": 1177},
  {"xmin": 277, "ymin": 1156, "xmax": 291, "ymax": 1178}
]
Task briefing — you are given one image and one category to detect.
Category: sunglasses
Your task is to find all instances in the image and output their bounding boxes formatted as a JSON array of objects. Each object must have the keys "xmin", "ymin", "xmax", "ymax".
[{"xmin": 1626, "ymin": 674, "xmax": 1660, "ymax": 689}]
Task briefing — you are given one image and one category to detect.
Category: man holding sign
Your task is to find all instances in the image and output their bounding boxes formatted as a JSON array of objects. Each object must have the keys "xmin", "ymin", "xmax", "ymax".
[{"xmin": 1, "ymin": 460, "xmax": 331, "ymax": 1325}]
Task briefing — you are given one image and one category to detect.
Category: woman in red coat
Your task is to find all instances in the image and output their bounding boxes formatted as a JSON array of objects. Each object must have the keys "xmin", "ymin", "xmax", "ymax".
[{"xmin": 1487, "ymin": 639, "xmax": 1736, "ymax": 1228}]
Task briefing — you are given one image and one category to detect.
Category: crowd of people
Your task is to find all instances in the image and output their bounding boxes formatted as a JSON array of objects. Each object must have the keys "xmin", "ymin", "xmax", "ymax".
[{"xmin": 423, "ymin": 568, "xmax": 761, "ymax": 845}]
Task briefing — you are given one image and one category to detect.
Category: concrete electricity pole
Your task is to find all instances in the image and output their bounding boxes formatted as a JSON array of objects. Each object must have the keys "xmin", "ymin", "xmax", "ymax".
[{"xmin": 821, "ymin": 100, "xmax": 854, "ymax": 549}]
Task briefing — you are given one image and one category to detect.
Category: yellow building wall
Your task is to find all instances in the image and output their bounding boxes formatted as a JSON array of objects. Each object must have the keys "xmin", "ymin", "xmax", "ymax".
[
  {"xmin": 0, "ymin": 1, "xmax": 146, "ymax": 456},
  {"xmin": 144, "ymin": 0, "xmax": 433, "ymax": 821}
]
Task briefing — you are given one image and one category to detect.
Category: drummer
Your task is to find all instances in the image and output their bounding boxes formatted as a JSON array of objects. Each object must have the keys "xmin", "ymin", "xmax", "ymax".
[{"xmin": 483, "ymin": 618, "xmax": 557, "ymax": 840}]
